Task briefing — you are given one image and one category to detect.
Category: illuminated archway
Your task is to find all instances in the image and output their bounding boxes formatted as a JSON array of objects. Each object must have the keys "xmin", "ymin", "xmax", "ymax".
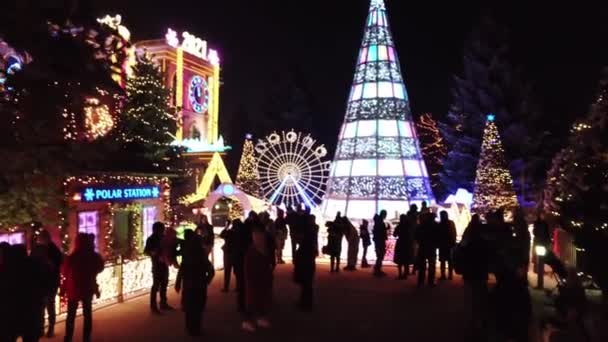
[{"xmin": 204, "ymin": 183, "xmax": 252, "ymax": 214}]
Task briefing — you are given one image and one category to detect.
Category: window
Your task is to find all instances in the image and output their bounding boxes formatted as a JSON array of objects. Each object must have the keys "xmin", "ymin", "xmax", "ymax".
[
  {"xmin": 378, "ymin": 120, "xmax": 399, "ymax": 136},
  {"xmin": 78, "ymin": 211, "xmax": 99, "ymax": 249},
  {"xmin": 333, "ymin": 160, "xmax": 353, "ymax": 177},
  {"xmin": 359, "ymin": 48, "xmax": 368, "ymax": 64},
  {"xmin": 388, "ymin": 47, "xmax": 396, "ymax": 62},
  {"xmin": 0, "ymin": 232, "xmax": 25, "ymax": 245},
  {"xmin": 403, "ymin": 160, "xmax": 423, "ymax": 177},
  {"xmin": 356, "ymin": 120, "xmax": 377, "ymax": 137},
  {"xmin": 142, "ymin": 206, "xmax": 158, "ymax": 240},
  {"xmin": 346, "ymin": 200, "xmax": 376, "ymax": 219},
  {"xmin": 398, "ymin": 121, "xmax": 413, "ymax": 137},
  {"xmin": 342, "ymin": 122, "xmax": 358, "ymax": 139},
  {"xmin": 393, "ymin": 83, "xmax": 406, "ymax": 100},
  {"xmin": 378, "ymin": 82, "xmax": 393, "ymax": 98},
  {"xmin": 362, "ymin": 82, "xmax": 377, "ymax": 99},
  {"xmin": 351, "ymin": 84, "xmax": 363, "ymax": 101},
  {"xmin": 351, "ymin": 159, "xmax": 377, "ymax": 176},
  {"xmin": 367, "ymin": 45, "xmax": 378, "ymax": 62},
  {"xmin": 378, "ymin": 45, "xmax": 388, "ymax": 61},
  {"xmin": 378, "ymin": 159, "xmax": 404, "ymax": 176}
]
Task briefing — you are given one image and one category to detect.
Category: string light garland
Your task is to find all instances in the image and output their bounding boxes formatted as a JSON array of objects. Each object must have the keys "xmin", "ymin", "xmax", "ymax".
[
  {"xmin": 84, "ymin": 97, "xmax": 114, "ymax": 140},
  {"xmin": 471, "ymin": 115, "xmax": 519, "ymax": 215},
  {"xmin": 416, "ymin": 113, "xmax": 447, "ymax": 195}
]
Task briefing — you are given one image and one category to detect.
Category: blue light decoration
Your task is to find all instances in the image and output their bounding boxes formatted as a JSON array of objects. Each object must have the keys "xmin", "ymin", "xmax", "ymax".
[
  {"xmin": 188, "ymin": 75, "xmax": 209, "ymax": 114},
  {"xmin": 487, "ymin": 113, "xmax": 495, "ymax": 122},
  {"xmin": 222, "ymin": 183, "xmax": 235, "ymax": 197},
  {"xmin": 321, "ymin": 0, "xmax": 435, "ymax": 220},
  {"xmin": 81, "ymin": 185, "xmax": 161, "ymax": 202}
]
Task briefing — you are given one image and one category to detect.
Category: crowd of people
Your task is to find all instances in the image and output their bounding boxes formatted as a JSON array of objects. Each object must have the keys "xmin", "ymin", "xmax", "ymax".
[
  {"xmin": 0, "ymin": 203, "xmax": 589, "ymax": 341},
  {"xmin": 0, "ymin": 231, "xmax": 103, "ymax": 342}
]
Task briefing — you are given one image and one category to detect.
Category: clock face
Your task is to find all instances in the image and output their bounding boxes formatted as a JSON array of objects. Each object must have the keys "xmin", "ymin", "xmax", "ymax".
[{"xmin": 188, "ymin": 75, "xmax": 209, "ymax": 114}]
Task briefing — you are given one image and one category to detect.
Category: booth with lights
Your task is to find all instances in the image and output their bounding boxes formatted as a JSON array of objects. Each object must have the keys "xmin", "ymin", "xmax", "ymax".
[{"xmin": 62, "ymin": 174, "xmax": 176, "ymax": 308}]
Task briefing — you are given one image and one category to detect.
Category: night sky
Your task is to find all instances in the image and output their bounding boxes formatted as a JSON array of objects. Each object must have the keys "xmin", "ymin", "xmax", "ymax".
[{"xmin": 95, "ymin": 0, "xmax": 608, "ymax": 174}]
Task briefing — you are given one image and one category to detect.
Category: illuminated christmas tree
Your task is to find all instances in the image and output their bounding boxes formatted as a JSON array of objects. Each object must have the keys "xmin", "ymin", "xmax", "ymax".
[
  {"xmin": 417, "ymin": 113, "xmax": 447, "ymax": 199},
  {"xmin": 322, "ymin": 0, "xmax": 434, "ymax": 220},
  {"xmin": 119, "ymin": 55, "xmax": 176, "ymax": 160},
  {"xmin": 235, "ymin": 135, "xmax": 261, "ymax": 197},
  {"xmin": 543, "ymin": 70, "xmax": 608, "ymax": 295},
  {"xmin": 472, "ymin": 114, "xmax": 518, "ymax": 214}
]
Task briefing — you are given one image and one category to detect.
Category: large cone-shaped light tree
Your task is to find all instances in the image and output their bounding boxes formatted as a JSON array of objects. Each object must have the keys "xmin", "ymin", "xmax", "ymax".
[
  {"xmin": 472, "ymin": 114, "xmax": 519, "ymax": 214},
  {"xmin": 322, "ymin": 0, "xmax": 434, "ymax": 220}
]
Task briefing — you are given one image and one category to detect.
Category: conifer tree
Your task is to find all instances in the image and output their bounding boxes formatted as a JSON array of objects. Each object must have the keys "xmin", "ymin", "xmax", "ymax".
[
  {"xmin": 235, "ymin": 135, "xmax": 261, "ymax": 197},
  {"xmin": 119, "ymin": 55, "xmax": 176, "ymax": 160},
  {"xmin": 472, "ymin": 115, "xmax": 518, "ymax": 214},
  {"xmin": 440, "ymin": 17, "xmax": 549, "ymax": 204},
  {"xmin": 543, "ymin": 69, "xmax": 608, "ymax": 296}
]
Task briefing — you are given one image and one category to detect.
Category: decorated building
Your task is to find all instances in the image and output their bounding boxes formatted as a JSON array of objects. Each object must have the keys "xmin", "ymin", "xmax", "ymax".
[
  {"xmin": 322, "ymin": 0, "xmax": 435, "ymax": 220},
  {"xmin": 134, "ymin": 29, "xmax": 232, "ymax": 205}
]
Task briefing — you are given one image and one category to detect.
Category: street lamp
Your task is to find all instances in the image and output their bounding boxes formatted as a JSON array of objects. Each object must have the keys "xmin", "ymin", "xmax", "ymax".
[{"xmin": 535, "ymin": 245, "xmax": 546, "ymax": 289}]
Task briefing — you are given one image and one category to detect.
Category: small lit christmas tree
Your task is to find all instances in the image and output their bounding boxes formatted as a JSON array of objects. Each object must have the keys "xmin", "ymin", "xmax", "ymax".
[
  {"xmin": 235, "ymin": 135, "xmax": 261, "ymax": 197},
  {"xmin": 417, "ymin": 113, "xmax": 447, "ymax": 199},
  {"xmin": 118, "ymin": 55, "xmax": 176, "ymax": 160},
  {"xmin": 472, "ymin": 114, "xmax": 518, "ymax": 214}
]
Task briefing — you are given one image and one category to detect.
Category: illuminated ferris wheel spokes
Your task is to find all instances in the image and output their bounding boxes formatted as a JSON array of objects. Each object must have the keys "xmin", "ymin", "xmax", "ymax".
[{"xmin": 255, "ymin": 131, "xmax": 330, "ymax": 208}]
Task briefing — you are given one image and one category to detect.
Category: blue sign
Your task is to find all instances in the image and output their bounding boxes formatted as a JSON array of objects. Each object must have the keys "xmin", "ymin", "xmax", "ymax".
[{"xmin": 82, "ymin": 186, "xmax": 160, "ymax": 202}]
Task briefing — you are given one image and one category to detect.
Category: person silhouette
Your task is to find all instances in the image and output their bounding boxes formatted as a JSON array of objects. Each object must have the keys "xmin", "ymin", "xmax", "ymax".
[{"xmin": 373, "ymin": 210, "xmax": 389, "ymax": 277}]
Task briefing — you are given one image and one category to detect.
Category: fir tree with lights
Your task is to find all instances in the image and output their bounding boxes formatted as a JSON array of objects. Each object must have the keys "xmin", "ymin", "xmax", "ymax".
[
  {"xmin": 118, "ymin": 55, "xmax": 176, "ymax": 160},
  {"xmin": 417, "ymin": 113, "xmax": 447, "ymax": 199},
  {"xmin": 440, "ymin": 17, "xmax": 551, "ymax": 204},
  {"xmin": 235, "ymin": 135, "xmax": 261, "ymax": 197},
  {"xmin": 543, "ymin": 69, "xmax": 608, "ymax": 297},
  {"xmin": 471, "ymin": 114, "xmax": 519, "ymax": 214}
]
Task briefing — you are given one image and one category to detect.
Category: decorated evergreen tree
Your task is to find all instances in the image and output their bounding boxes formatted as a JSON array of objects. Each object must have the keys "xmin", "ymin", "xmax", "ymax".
[
  {"xmin": 417, "ymin": 113, "xmax": 447, "ymax": 199},
  {"xmin": 118, "ymin": 55, "xmax": 176, "ymax": 160},
  {"xmin": 472, "ymin": 115, "xmax": 518, "ymax": 214},
  {"xmin": 235, "ymin": 135, "xmax": 261, "ymax": 197},
  {"xmin": 543, "ymin": 70, "xmax": 608, "ymax": 297},
  {"xmin": 440, "ymin": 17, "xmax": 550, "ymax": 204}
]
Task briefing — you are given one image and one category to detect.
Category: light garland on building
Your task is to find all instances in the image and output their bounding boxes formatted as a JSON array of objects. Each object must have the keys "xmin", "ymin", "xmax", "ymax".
[
  {"xmin": 471, "ymin": 115, "xmax": 519, "ymax": 215},
  {"xmin": 64, "ymin": 174, "xmax": 171, "ymax": 258},
  {"xmin": 84, "ymin": 97, "xmax": 114, "ymax": 140}
]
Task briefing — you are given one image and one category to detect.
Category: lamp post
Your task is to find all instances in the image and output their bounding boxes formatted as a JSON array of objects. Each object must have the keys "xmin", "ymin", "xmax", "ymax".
[{"xmin": 535, "ymin": 245, "xmax": 546, "ymax": 289}]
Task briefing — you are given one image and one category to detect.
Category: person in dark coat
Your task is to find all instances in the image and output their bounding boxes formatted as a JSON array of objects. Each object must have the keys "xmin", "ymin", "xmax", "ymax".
[
  {"xmin": 393, "ymin": 214, "xmax": 411, "ymax": 279},
  {"xmin": 513, "ymin": 208, "xmax": 531, "ymax": 268},
  {"xmin": 286, "ymin": 207, "xmax": 298, "ymax": 263},
  {"xmin": 175, "ymin": 233, "xmax": 215, "ymax": 336},
  {"xmin": 343, "ymin": 216, "xmax": 359, "ymax": 271},
  {"xmin": 415, "ymin": 212, "xmax": 439, "ymax": 287},
  {"xmin": 220, "ymin": 219, "xmax": 238, "ymax": 292},
  {"xmin": 359, "ymin": 220, "xmax": 371, "ymax": 268},
  {"xmin": 460, "ymin": 215, "xmax": 490, "ymax": 341},
  {"xmin": 274, "ymin": 209, "xmax": 288, "ymax": 264},
  {"xmin": 35, "ymin": 230, "xmax": 63, "ymax": 337},
  {"xmin": 234, "ymin": 213, "xmax": 254, "ymax": 320},
  {"xmin": 196, "ymin": 215, "xmax": 215, "ymax": 256},
  {"xmin": 144, "ymin": 222, "xmax": 171, "ymax": 313},
  {"xmin": 438, "ymin": 210, "xmax": 457, "ymax": 280},
  {"xmin": 294, "ymin": 214, "xmax": 318, "ymax": 311},
  {"xmin": 62, "ymin": 234, "xmax": 104, "ymax": 342},
  {"xmin": 326, "ymin": 213, "xmax": 344, "ymax": 273},
  {"xmin": 243, "ymin": 226, "xmax": 274, "ymax": 332},
  {"xmin": 373, "ymin": 210, "xmax": 389, "ymax": 277}
]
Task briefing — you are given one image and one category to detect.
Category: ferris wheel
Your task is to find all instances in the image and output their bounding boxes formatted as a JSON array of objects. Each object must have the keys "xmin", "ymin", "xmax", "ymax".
[{"xmin": 255, "ymin": 131, "xmax": 331, "ymax": 209}]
